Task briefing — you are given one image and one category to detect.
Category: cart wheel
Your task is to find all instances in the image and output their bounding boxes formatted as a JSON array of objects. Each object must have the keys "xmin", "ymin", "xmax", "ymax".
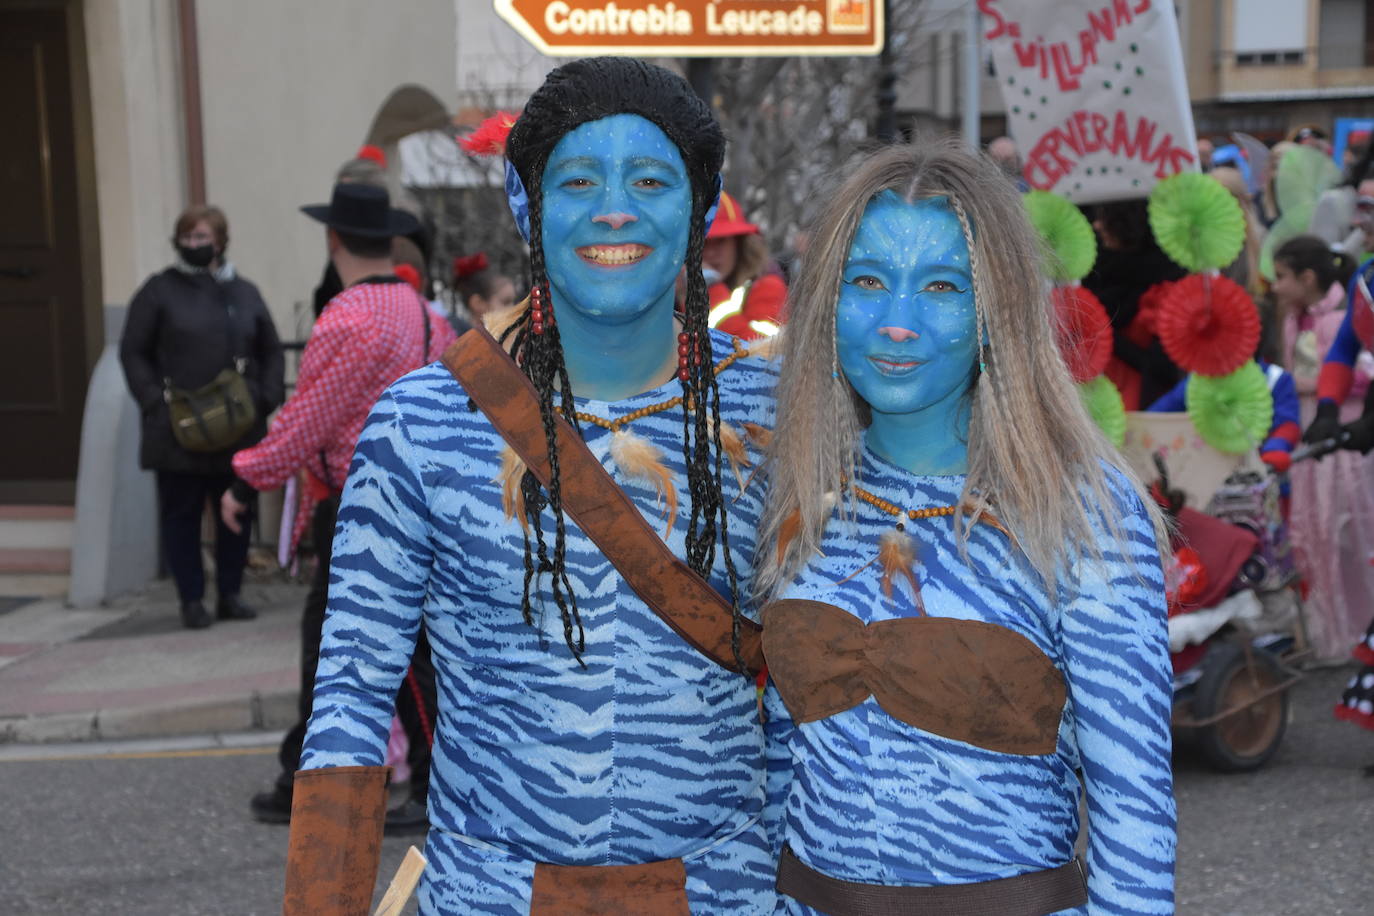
[{"xmin": 1193, "ymin": 641, "xmax": 1289, "ymax": 772}]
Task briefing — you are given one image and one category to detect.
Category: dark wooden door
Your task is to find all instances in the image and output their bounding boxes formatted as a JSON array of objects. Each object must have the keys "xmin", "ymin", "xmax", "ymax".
[{"xmin": 0, "ymin": 9, "xmax": 88, "ymax": 490}]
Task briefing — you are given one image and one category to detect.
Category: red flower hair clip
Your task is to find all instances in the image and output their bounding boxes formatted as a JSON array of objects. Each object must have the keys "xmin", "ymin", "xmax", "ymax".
[
  {"xmin": 453, "ymin": 252, "xmax": 489, "ymax": 279},
  {"xmin": 394, "ymin": 264, "xmax": 423, "ymax": 293},
  {"xmin": 459, "ymin": 111, "xmax": 521, "ymax": 157}
]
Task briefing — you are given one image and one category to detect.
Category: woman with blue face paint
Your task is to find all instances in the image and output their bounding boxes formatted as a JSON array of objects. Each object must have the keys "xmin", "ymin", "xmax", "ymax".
[
  {"xmin": 279, "ymin": 58, "xmax": 783, "ymax": 915},
  {"xmin": 755, "ymin": 140, "xmax": 1176, "ymax": 915}
]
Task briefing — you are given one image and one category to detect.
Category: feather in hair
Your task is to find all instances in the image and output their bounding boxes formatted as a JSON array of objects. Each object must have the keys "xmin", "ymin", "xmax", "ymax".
[
  {"xmin": 741, "ymin": 421, "xmax": 772, "ymax": 450},
  {"xmin": 878, "ymin": 528, "xmax": 925, "ymax": 614},
  {"xmin": 776, "ymin": 491, "xmax": 837, "ymax": 562},
  {"xmin": 494, "ymin": 446, "xmax": 528, "ymax": 530},
  {"xmin": 459, "ymin": 111, "xmax": 520, "ymax": 157},
  {"xmin": 718, "ymin": 422, "xmax": 751, "ymax": 489},
  {"xmin": 776, "ymin": 508, "xmax": 801, "ymax": 563},
  {"xmin": 748, "ymin": 332, "xmax": 783, "ymax": 361},
  {"xmin": 609, "ymin": 429, "xmax": 678, "ymax": 538}
]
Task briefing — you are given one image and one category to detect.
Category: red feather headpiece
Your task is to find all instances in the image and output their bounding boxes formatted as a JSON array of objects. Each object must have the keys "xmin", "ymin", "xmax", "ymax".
[
  {"xmin": 460, "ymin": 111, "xmax": 521, "ymax": 157},
  {"xmin": 355, "ymin": 144, "xmax": 386, "ymax": 167},
  {"xmin": 453, "ymin": 252, "xmax": 489, "ymax": 279}
]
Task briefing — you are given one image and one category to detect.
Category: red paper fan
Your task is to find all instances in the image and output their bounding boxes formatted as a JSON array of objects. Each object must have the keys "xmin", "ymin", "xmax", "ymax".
[
  {"xmin": 1157, "ymin": 274, "xmax": 1260, "ymax": 376},
  {"xmin": 1053, "ymin": 285, "xmax": 1112, "ymax": 383}
]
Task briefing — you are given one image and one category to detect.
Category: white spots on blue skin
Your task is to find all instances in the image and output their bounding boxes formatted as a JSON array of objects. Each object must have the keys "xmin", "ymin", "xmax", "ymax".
[
  {"xmin": 835, "ymin": 192, "xmax": 979, "ymax": 475},
  {"xmin": 540, "ymin": 114, "xmax": 692, "ymax": 325}
]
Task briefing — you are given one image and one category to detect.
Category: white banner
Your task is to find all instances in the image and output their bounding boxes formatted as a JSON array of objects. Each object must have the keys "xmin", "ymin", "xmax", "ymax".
[{"xmin": 978, "ymin": 0, "xmax": 1198, "ymax": 204}]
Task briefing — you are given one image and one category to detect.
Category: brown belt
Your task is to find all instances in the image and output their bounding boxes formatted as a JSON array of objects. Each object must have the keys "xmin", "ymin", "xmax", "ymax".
[
  {"xmin": 530, "ymin": 856, "xmax": 691, "ymax": 915},
  {"xmin": 777, "ymin": 845, "xmax": 1088, "ymax": 916}
]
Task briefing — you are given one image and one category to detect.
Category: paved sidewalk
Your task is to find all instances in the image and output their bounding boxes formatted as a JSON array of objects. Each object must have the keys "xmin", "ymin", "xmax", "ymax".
[{"xmin": 0, "ymin": 569, "xmax": 308, "ymax": 744}]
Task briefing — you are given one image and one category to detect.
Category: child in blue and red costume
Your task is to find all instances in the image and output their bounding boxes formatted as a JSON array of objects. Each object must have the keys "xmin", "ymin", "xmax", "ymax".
[
  {"xmin": 1305, "ymin": 251, "xmax": 1374, "ymax": 744},
  {"xmin": 1304, "ymin": 253, "xmax": 1374, "ymax": 446},
  {"xmin": 1282, "ymin": 238, "xmax": 1374, "ymax": 661}
]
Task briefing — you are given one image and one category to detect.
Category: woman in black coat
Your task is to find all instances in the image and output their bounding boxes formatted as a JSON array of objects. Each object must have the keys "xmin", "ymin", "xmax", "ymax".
[{"xmin": 119, "ymin": 206, "xmax": 285, "ymax": 629}]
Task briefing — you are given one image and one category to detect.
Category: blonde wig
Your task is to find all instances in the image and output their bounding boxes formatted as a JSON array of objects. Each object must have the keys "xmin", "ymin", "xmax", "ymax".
[{"xmin": 755, "ymin": 138, "xmax": 1166, "ymax": 598}]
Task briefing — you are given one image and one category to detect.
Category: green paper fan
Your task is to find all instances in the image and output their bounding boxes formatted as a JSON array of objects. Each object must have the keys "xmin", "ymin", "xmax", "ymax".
[
  {"xmin": 1079, "ymin": 375, "xmax": 1126, "ymax": 448},
  {"xmin": 1148, "ymin": 173, "xmax": 1246, "ymax": 273},
  {"xmin": 1185, "ymin": 362, "xmax": 1273, "ymax": 455},
  {"xmin": 1024, "ymin": 191, "xmax": 1098, "ymax": 283}
]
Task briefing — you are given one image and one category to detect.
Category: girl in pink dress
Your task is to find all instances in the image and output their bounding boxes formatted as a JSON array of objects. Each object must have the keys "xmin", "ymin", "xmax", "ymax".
[{"xmin": 1275, "ymin": 235, "xmax": 1374, "ymax": 659}]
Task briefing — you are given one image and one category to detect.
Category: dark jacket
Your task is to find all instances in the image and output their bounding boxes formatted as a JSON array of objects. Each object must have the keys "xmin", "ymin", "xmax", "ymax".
[{"xmin": 119, "ymin": 266, "xmax": 286, "ymax": 474}]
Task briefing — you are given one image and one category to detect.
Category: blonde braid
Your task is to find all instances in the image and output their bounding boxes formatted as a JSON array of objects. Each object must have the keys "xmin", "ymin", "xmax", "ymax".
[{"xmin": 948, "ymin": 196, "xmax": 987, "ymax": 374}]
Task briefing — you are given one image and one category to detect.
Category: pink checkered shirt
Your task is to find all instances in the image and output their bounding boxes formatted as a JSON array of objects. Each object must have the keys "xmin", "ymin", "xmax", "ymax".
[{"xmin": 233, "ymin": 279, "xmax": 456, "ymax": 553}]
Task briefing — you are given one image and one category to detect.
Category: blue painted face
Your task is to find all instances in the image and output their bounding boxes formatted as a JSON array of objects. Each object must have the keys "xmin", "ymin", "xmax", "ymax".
[
  {"xmin": 835, "ymin": 192, "xmax": 978, "ymax": 464},
  {"xmin": 540, "ymin": 114, "xmax": 693, "ymax": 325}
]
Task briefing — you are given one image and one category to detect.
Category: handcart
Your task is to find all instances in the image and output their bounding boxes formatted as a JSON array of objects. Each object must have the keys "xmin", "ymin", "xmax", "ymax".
[{"xmin": 1122, "ymin": 412, "xmax": 1312, "ymax": 772}]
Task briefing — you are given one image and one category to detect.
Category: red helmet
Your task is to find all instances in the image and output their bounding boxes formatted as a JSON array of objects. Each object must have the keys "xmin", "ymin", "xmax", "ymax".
[{"xmin": 707, "ymin": 190, "xmax": 759, "ymax": 239}]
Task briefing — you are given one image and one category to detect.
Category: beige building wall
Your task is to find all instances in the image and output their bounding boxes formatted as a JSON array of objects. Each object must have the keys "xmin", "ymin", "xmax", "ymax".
[
  {"xmin": 83, "ymin": 0, "xmax": 459, "ymax": 340},
  {"xmin": 1180, "ymin": 0, "xmax": 1219, "ymax": 102},
  {"xmin": 84, "ymin": 0, "xmax": 188, "ymax": 308},
  {"xmin": 196, "ymin": 0, "xmax": 458, "ymax": 339}
]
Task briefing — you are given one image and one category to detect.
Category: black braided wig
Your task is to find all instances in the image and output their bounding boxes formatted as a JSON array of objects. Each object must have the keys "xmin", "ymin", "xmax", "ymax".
[{"xmin": 499, "ymin": 58, "xmax": 745, "ymax": 669}]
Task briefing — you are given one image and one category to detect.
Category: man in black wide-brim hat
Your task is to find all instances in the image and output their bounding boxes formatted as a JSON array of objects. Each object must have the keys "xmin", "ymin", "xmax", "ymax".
[{"xmin": 220, "ymin": 181, "xmax": 456, "ymax": 832}]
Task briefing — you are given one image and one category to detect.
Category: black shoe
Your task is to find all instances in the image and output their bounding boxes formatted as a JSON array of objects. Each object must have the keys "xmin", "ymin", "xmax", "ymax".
[
  {"xmin": 216, "ymin": 594, "xmax": 258, "ymax": 621},
  {"xmin": 250, "ymin": 785, "xmax": 293, "ymax": 824},
  {"xmin": 180, "ymin": 600, "xmax": 213, "ymax": 629},
  {"xmin": 384, "ymin": 797, "xmax": 429, "ymax": 835}
]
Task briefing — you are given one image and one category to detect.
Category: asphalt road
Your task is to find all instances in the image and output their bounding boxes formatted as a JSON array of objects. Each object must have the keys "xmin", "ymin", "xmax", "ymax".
[
  {"xmin": 1172, "ymin": 661, "xmax": 1372, "ymax": 916},
  {"xmin": 0, "ymin": 735, "xmax": 421, "ymax": 916},
  {"xmin": 1, "ymin": 665, "xmax": 1369, "ymax": 915}
]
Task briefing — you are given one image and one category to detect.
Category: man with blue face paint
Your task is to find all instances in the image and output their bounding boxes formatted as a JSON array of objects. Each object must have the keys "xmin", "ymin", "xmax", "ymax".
[
  {"xmin": 756, "ymin": 141, "xmax": 1176, "ymax": 915},
  {"xmin": 278, "ymin": 58, "xmax": 781, "ymax": 915}
]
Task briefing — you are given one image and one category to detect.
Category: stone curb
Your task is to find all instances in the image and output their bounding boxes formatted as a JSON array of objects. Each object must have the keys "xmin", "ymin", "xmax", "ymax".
[{"xmin": 0, "ymin": 688, "xmax": 297, "ymax": 744}]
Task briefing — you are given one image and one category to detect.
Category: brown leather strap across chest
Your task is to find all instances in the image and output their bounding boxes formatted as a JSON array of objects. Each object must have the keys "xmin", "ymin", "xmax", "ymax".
[{"xmin": 442, "ymin": 327, "xmax": 763, "ymax": 677}]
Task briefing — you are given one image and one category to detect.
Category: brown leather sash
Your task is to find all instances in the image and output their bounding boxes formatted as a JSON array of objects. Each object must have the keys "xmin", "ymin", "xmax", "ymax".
[
  {"xmin": 442, "ymin": 327, "xmax": 763, "ymax": 676},
  {"xmin": 777, "ymin": 845, "xmax": 1088, "ymax": 916},
  {"xmin": 530, "ymin": 857, "xmax": 690, "ymax": 915}
]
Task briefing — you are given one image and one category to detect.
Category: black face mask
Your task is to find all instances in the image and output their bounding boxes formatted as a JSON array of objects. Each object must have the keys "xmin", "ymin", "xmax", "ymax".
[{"xmin": 177, "ymin": 243, "xmax": 216, "ymax": 268}]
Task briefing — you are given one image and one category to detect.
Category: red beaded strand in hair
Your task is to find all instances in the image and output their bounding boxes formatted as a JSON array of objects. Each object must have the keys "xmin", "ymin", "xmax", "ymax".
[
  {"xmin": 677, "ymin": 329, "xmax": 703, "ymax": 383},
  {"xmin": 529, "ymin": 284, "xmax": 554, "ymax": 335}
]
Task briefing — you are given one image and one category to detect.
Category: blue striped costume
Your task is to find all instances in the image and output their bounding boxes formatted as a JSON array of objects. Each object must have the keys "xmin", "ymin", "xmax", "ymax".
[
  {"xmin": 767, "ymin": 448, "xmax": 1176, "ymax": 915},
  {"xmin": 300, "ymin": 330, "xmax": 779, "ymax": 914}
]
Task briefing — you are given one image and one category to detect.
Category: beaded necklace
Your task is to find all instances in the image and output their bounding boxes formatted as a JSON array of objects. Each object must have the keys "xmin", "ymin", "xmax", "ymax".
[
  {"xmin": 499, "ymin": 337, "xmax": 761, "ymax": 538},
  {"xmin": 561, "ymin": 336, "xmax": 751, "ymax": 431},
  {"xmin": 847, "ymin": 483, "xmax": 1005, "ymax": 614}
]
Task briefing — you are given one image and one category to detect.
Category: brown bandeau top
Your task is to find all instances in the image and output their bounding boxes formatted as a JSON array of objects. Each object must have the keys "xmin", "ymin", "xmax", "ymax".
[{"xmin": 761, "ymin": 599, "xmax": 1067, "ymax": 756}]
